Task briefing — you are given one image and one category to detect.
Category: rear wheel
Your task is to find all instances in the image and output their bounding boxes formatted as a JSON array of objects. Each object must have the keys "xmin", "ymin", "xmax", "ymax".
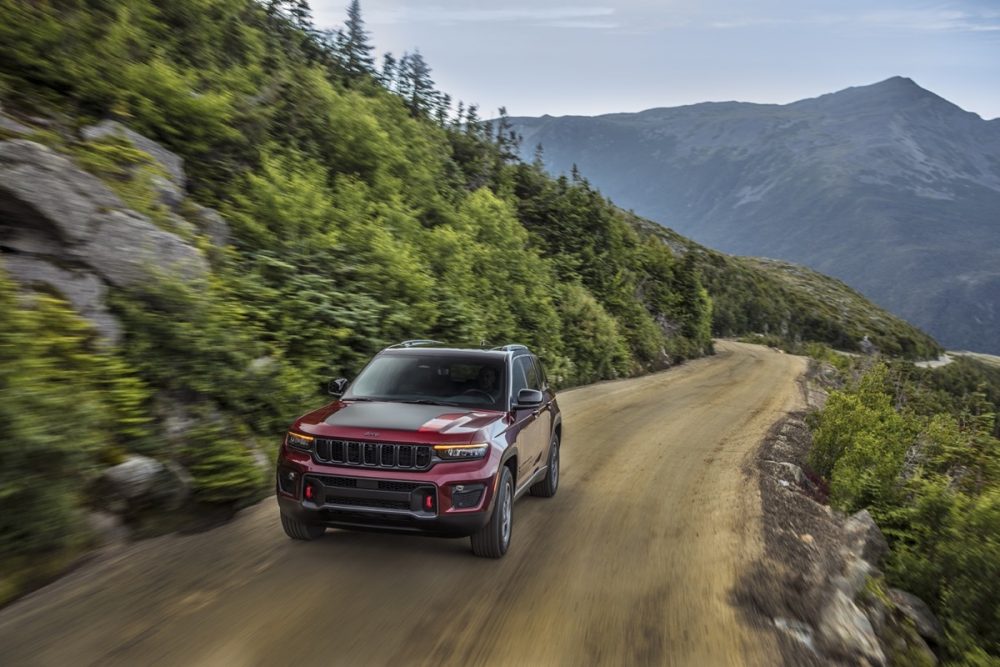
[
  {"xmin": 280, "ymin": 511, "xmax": 326, "ymax": 540},
  {"xmin": 471, "ymin": 466, "xmax": 513, "ymax": 558},
  {"xmin": 530, "ymin": 432, "xmax": 560, "ymax": 498}
]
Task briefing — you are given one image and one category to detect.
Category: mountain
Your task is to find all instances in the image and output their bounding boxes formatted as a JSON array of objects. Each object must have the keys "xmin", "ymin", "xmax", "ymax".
[{"xmin": 509, "ymin": 77, "xmax": 1000, "ymax": 353}]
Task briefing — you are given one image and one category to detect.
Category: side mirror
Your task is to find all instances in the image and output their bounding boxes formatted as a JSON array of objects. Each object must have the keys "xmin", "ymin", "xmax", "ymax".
[
  {"xmin": 513, "ymin": 388, "xmax": 544, "ymax": 410},
  {"xmin": 328, "ymin": 377, "xmax": 349, "ymax": 396}
]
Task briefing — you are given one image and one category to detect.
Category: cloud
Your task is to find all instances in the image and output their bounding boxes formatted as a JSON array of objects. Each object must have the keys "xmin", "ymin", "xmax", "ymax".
[
  {"xmin": 708, "ymin": 7, "xmax": 1000, "ymax": 33},
  {"xmin": 366, "ymin": 6, "xmax": 616, "ymax": 26}
]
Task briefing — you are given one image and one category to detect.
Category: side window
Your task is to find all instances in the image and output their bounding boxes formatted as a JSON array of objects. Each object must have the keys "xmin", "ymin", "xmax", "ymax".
[
  {"xmin": 534, "ymin": 357, "xmax": 549, "ymax": 390},
  {"xmin": 511, "ymin": 357, "xmax": 531, "ymax": 397},
  {"xmin": 523, "ymin": 356, "xmax": 542, "ymax": 391}
]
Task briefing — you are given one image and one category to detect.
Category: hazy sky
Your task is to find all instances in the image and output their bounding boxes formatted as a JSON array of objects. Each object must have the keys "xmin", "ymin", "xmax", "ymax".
[{"xmin": 312, "ymin": 1, "xmax": 1000, "ymax": 120}]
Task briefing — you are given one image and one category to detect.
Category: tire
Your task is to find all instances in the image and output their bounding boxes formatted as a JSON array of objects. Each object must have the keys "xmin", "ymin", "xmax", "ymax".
[
  {"xmin": 280, "ymin": 511, "xmax": 326, "ymax": 540},
  {"xmin": 530, "ymin": 432, "xmax": 560, "ymax": 498},
  {"xmin": 471, "ymin": 466, "xmax": 513, "ymax": 558}
]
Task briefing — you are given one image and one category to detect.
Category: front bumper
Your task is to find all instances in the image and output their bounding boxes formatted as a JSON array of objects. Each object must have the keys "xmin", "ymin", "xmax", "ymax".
[{"xmin": 276, "ymin": 447, "xmax": 499, "ymax": 537}]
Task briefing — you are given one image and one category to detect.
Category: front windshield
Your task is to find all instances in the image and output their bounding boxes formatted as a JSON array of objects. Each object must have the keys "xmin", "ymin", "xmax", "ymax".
[{"xmin": 344, "ymin": 354, "xmax": 506, "ymax": 410}]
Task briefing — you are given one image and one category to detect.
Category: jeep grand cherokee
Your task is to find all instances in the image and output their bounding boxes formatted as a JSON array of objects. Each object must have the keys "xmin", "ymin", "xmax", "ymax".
[{"xmin": 275, "ymin": 341, "xmax": 562, "ymax": 558}]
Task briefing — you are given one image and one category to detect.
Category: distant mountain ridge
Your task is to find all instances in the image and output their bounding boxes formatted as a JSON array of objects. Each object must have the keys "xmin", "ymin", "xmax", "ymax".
[{"xmin": 510, "ymin": 77, "xmax": 1000, "ymax": 353}]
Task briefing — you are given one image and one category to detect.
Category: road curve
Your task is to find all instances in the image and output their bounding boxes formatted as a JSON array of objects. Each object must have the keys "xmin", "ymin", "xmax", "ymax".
[{"xmin": 0, "ymin": 341, "xmax": 806, "ymax": 667}]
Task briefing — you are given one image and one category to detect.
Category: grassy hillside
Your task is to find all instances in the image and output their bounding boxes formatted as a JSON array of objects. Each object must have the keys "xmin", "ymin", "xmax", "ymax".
[
  {"xmin": 633, "ymin": 219, "xmax": 941, "ymax": 359},
  {"xmin": 810, "ymin": 352, "xmax": 1000, "ymax": 662}
]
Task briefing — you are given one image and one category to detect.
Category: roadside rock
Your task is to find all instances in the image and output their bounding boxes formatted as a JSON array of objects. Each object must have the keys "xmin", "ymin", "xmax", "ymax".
[
  {"xmin": 0, "ymin": 108, "xmax": 33, "ymax": 136},
  {"xmin": 889, "ymin": 589, "xmax": 944, "ymax": 646},
  {"xmin": 818, "ymin": 589, "xmax": 886, "ymax": 666},
  {"xmin": 190, "ymin": 205, "xmax": 230, "ymax": 247},
  {"xmin": 1, "ymin": 254, "xmax": 121, "ymax": 343},
  {"xmin": 100, "ymin": 455, "xmax": 167, "ymax": 502},
  {"xmin": 843, "ymin": 510, "xmax": 889, "ymax": 567},
  {"xmin": 81, "ymin": 120, "xmax": 186, "ymax": 187},
  {"xmin": 151, "ymin": 174, "xmax": 185, "ymax": 212},
  {"xmin": 97, "ymin": 455, "xmax": 192, "ymax": 514}
]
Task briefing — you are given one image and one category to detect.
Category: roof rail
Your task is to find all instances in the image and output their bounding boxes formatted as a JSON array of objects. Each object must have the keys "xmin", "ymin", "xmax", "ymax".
[
  {"xmin": 491, "ymin": 343, "xmax": 530, "ymax": 353},
  {"xmin": 387, "ymin": 339, "xmax": 445, "ymax": 349}
]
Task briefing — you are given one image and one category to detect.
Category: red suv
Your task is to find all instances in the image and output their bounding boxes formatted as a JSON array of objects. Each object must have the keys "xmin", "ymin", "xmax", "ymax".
[{"xmin": 275, "ymin": 341, "xmax": 562, "ymax": 558}]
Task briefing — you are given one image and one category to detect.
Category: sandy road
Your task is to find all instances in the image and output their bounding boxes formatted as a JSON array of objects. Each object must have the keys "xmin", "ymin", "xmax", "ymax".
[{"xmin": 0, "ymin": 341, "xmax": 805, "ymax": 667}]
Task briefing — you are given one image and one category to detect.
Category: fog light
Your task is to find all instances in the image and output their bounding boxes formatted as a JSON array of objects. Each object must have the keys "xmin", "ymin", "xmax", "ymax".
[{"xmin": 451, "ymin": 483, "xmax": 485, "ymax": 509}]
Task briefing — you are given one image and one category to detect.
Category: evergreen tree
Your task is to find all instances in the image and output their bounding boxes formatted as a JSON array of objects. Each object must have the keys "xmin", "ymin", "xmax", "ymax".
[
  {"xmin": 341, "ymin": 0, "xmax": 375, "ymax": 79},
  {"xmin": 495, "ymin": 106, "xmax": 520, "ymax": 162},
  {"xmin": 533, "ymin": 143, "xmax": 545, "ymax": 170},
  {"xmin": 379, "ymin": 52, "xmax": 397, "ymax": 89},
  {"xmin": 435, "ymin": 93, "xmax": 452, "ymax": 126},
  {"xmin": 402, "ymin": 50, "xmax": 435, "ymax": 117}
]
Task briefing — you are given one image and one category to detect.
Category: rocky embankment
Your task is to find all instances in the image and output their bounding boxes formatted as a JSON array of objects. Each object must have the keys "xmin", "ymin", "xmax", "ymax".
[
  {"xmin": 0, "ymin": 108, "xmax": 252, "ymax": 546},
  {"xmin": 736, "ymin": 364, "xmax": 943, "ymax": 666}
]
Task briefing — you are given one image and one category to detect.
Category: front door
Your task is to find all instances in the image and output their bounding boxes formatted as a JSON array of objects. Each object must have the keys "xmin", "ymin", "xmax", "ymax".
[{"xmin": 510, "ymin": 355, "xmax": 544, "ymax": 486}]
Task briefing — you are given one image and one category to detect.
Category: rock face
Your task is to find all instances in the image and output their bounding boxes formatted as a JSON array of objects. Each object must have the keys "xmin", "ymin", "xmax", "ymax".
[
  {"xmin": 81, "ymin": 120, "xmax": 186, "ymax": 187},
  {"xmin": 819, "ymin": 589, "xmax": 887, "ymax": 666},
  {"xmin": 890, "ymin": 588, "xmax": 944, "ymax": 646},
  {"xmin": 0, "ymin": 138, "xmax": 209, "ymax": 343}
]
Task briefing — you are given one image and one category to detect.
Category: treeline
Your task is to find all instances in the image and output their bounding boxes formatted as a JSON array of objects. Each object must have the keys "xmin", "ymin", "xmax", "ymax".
[
  {"xmin": 0, "ymin": 0, "xmax": 712, "ymax": 580},
  {"xmin": 635, "ymin": 221, "xmax": 941, "ymax": 360},
  {"xmin": 810, "ymin": 355, "xmax": 1000, "ymax": 663}
]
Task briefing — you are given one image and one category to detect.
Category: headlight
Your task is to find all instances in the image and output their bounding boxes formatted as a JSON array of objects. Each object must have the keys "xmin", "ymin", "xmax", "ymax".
[
  {"xmin": 286, "ymin": 432, "xmax": 314, "ymax": 450},
  {"xmin": 434, "ymin": 443, "xmax": 489, "ymax": 460}
]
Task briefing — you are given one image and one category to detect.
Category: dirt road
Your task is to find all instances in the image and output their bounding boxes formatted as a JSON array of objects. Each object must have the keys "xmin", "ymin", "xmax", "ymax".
[{"xmin": 0, "ymin": 341, "xmax": 806, "ymax": 667}]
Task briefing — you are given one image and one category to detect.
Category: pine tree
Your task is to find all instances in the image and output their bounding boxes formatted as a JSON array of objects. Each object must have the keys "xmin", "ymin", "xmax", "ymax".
[
  {"xmin": 465, "ymin": 104, "xmax": 481, "ymax": 136},
  {"xmin": 571, "ymin": 163, "xmax": 581, "ymax": 182},
  {"xmin": 533, "ymin": 143, "xmax": 545, "ymax": 169},
  {"xmin": 342, "ymin": 0, "xmax": 375, "ymax": 79},
  {"xmin": 495, "ymin": 106, "xmax": 519, "ymax": 162},
  {"xmin": 380, "ymin": 52, "xmax": 397, "ymax": 89},
  {"xmin": 453, "ymin": 101, "xmax": 465, "ymax": 129},
  {"xmin": 402, "ymin": 50, "xmax": 435, "ymax": 117},
  {"xmin": 435, "ymin": 93, "xmax": 452, "ymax": 126}
]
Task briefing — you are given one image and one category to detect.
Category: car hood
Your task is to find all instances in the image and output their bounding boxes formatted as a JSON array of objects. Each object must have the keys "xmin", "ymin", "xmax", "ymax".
[{"xmin": 297, "ymin": 401, "xmax": 505, "ymax": 438}]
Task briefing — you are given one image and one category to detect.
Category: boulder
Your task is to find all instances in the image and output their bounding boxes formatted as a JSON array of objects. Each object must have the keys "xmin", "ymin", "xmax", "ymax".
[
  {"xmin": 818, "ymin": 589, "xmax": 887, "ymax": 666},
  {"xmin": 0, "ymin": 110, "xmax": 33, "ymax": 137},
  {"xmin": 150, "ymin": 174, "xmax": 185, "ymax": 212},
  {"xmin": 190, "ymin": 205, "xmax": 230, "ymax": 247},
  {"xmin": 75, "ymin": 209, "xmax": 207, "ymax": 287},
  {"xmin": 843, "ymin": 509, "xmax": 889, "ymax": 566},
  {"xmin": 101, "ymin": 455, "xmax": 167, "ymax": 502},
  {"xmin": 81, "ymin": 120, "xmax": 185, "ymax": 188},
  {"xmin": 1, "ymin": 254, "xmax": 121, "ymax": 343},
  {"xmin": 0, "ymin": 139, "xmax": 124, "ymax": 244},
  {"xmin": 98, "ymin": 455, "xmax": 192, "ymax": 513},
  {"xmin": 890, "ymin": 589, "xmax": 944, "ymax": 646},
  {"xmin": 763, "ymin": 460, "xmax": 806, "ymax": 486}
]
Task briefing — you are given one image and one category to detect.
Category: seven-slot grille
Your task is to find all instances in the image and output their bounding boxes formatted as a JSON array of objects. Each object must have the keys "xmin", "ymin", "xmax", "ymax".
[{"xmin": 314, "ymin": 438, "xmax": 433, "ymax": 470}]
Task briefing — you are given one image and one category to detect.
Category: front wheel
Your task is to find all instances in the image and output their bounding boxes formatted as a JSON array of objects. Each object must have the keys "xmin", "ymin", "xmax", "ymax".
[
  {"xmin": 530, "ymin": 432, "xmax": 560, "ymax": 498},
  {"xmin": 280, "ymin": 511, "xmax": 326, "ymax": 540},
  {"xmin": 471, "ymin": 466, "xmax": 513, "ymax": 558}
]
